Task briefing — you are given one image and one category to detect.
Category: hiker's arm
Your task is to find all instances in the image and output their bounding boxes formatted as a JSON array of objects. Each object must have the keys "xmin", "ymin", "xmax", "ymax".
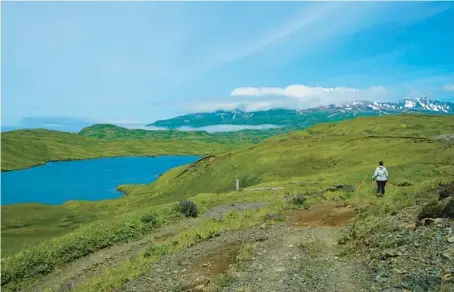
[{"xmin": 371, "ymin": 169, "xmax": 377, "ymax": 180}]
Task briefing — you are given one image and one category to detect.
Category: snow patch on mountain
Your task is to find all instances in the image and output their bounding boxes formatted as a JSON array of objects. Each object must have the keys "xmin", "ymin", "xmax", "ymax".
[{"xmin": 294, "ymin": 97, "xmax": 453, "ymax": 114}]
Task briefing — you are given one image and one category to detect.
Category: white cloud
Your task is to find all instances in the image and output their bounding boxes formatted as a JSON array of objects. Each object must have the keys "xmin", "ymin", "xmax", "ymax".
[
  {"xmin": 187, "ymin": 98, "xmax": 301, "ymax": 113},
  {"xmin": 231, "ymin": 84, "xmax": 389, "ymax": 100},
  {"xmin": 186, "ymin": 84, "xmax": 390, "ymax": 113},
  {"xmin": 231, "ymin": 87, "xmax": 284, "ymax": 96},
  {"xmin": 227, "ymin": 84, "xmax": 389, "ymax": 111},
  {"xmin": 444, "ymin": 84, "xmax": 454, "ymax": 91}
]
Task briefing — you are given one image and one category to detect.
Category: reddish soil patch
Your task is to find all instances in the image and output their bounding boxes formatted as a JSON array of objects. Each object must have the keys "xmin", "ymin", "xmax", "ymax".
[
  {"xmin": 284, "ymin": 204, "xmax": 357, "ymax": 227},
  {"xmin": 190, "ymin": 242, "xmax": 241, "ymax": 278},
  {"xmin": 181, "ymin": 242, "xmax": 247, "ymax": 291}
]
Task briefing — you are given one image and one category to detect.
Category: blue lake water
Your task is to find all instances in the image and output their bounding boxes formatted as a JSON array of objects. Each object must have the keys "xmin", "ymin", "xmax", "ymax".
[{"xmin": 1, "ymin": 156, "xmax": 200, "ymax": 205}]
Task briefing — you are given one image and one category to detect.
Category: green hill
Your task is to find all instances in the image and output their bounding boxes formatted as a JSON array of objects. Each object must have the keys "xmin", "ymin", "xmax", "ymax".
[
  {"xmin": 125, "ymin": 114, "xmax": 454, "ymax": 205},
  {"xmin": 1, "ymin": 128, "xmax": 252, "ymax": 171},
  {"xmin": 78, "ymin": 123, "xmax": 292, "ymax": 143},
  {"xmin": 79, "ymin": 124, "xmax": 220, "ymax": 140}
]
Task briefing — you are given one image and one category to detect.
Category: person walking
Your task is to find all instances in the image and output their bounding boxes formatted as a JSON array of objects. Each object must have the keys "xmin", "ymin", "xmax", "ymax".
[{"xmin": 371, "ymin": 161, "xmax": 388, "ymax": 197}]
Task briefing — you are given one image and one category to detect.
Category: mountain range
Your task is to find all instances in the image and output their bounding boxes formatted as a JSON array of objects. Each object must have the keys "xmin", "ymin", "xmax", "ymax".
[{"xmin": 148, "ymin": 97, "xmax": 454, "ymax": 130}]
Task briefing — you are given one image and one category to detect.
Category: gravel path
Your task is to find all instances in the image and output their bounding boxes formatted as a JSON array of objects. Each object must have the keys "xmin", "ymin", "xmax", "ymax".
[
  {"xmin": 120, "ymin": 205, "xmax": 369, "ymax": 292},
  {"xmin": 24, "ymin": 202, "xmax": 268, "ymax": 292},
  {"xmin": 120, "ymin": 226, "xmax": 273, "ymax": 292},
  {"xmin": 25, "ymin": 218, "xmax": 199, "ymax": 292},
  {"xmin": 227, "ymin": 226, "xmax": 368, "ymax": 292}
]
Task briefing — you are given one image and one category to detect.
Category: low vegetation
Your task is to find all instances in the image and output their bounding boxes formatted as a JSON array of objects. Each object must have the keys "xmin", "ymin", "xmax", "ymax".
[
  {"xmin": 2, "ymin": 114, "xmax": 454, "ymax": 291},
  {"xmin": 78, "ymin": 123, "xmax": 289, "ymax": 143},
  {"xmin": 140, "ymin": 213, "xmax": 159, "ymax": 225},
  {"xmin": 121, "ymin": 114, "xmax": 454, "ymax": 205},
  {"xmin": 1, "ymin": 128, "xmax": 254, "ymax": 171},
  {"xmin": 1, "ymin": 201, "xmax": 186, "ymax": 290},
  {"xmin": 338, "ymin": 182, "xmax": 454, "ymax": 291},
  {"xmin": 73, "ymin": 203, "xmax": 283, "ymax": 292},
  {"xmin": 177, "ymin": 199, "xmax": 199, "ymax": 218},
  {"xmin": 290, "ymin": 194, "xmax": 308, "ymax": 206}
]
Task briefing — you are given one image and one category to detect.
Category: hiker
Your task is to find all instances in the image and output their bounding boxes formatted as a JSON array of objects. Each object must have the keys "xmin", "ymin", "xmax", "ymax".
[{"xmin": 371, "ymin": 161, "xmax": 388, "ymax": 197}]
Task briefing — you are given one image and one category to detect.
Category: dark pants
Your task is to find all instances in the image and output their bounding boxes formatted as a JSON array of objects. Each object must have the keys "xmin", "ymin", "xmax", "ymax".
[{"xmin": 376, "ymin": 180, "xmax": 387, "ymax": 195}]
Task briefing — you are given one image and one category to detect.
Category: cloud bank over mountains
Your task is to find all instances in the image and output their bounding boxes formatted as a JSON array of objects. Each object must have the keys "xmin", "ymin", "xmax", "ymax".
[
  {"xmin": 188, "ymin": 84, "xmax": 390, "ymax": 113},
  {"xmin": 187, "ymin": 79, "xmax": 454, "ymax": 113}
]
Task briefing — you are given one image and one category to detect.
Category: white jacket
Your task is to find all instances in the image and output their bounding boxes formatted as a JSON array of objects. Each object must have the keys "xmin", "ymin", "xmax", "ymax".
[{"xmin": 372, "ymin": 166, "xmax": 388, "ymax": 181}]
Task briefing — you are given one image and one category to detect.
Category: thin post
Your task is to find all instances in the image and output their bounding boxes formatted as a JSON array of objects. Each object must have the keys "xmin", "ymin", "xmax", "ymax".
[{"xmin": 236, "ymin": 177, "xmax": 240, "ymax": 191}]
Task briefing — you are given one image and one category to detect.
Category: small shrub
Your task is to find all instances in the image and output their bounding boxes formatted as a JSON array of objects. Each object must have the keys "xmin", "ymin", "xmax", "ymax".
[
  {"xmin": 236, "ymin": 243, "xmax": 255, "ymax": 262},
  {"xmin": 289, "ymin": 194, "xmax": 311, "ymax": 209},
  {"xmin": 291, "ymin": 194, "xmax": 307, "ymax": 205},
  {"xmin": 207, "ymin": 275, "xmax": 235, "ymax": 291},
  {"xmin": 140, "ymin": 214, "xmax": 158, "ymax": 225},
  {"xmin": 438, "ymin": 182, "xmax": 454, "ymax": 200},
  {"xmin": 326, "ymin": 185, "xmax": 356, "ymax": 192},
  {"xmin": 193, "ymin": 233, "xmax": 203, "ymax": 242},
  {"xmin": 205, "ymin": 230, "xmax": 220, "ymax": 239},
  {"xmin": 177, "ymin": 200, "xmax": 198, "ymax": 218},
  {"xmin": 143, "ymin": 243, "xmax": 170, "ymax": 257},
  {"xmin": 418, "ymin": 198, "xmax": 454, "ymax": 219},
  {"xmin": 337, "ymin": 232, "xmax": 350, "ymax": 245},
  {"xmin": 397, "ymin": 181, "xmax": 413, "ymax": 187},
  {"xmin": 264, "ymin": 213, "xmax": 282, "ymax": 221}
]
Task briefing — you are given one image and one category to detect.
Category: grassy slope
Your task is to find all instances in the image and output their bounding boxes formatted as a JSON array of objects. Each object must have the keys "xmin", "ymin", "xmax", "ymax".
[
  {"xmin": 1, "ymin": 203, "xmax": 99, "ymax": 256},
  {"xmin": 1, "ymin": 126, "xmax": 270, "ymax": 255},
  {"xmin": 125, "ymin": 114, "xmax": 454, "ymax": 205},
  {"xmin": 2, "ymin": 114, "xmax": 454, "ymax": 290},
  {"xmin": 1, "ymin": 128, "xmax": 253, "ymax": 171},
  {"xmin": 4, "ymin": 114, "xmax": 452, "ymax": 254}
]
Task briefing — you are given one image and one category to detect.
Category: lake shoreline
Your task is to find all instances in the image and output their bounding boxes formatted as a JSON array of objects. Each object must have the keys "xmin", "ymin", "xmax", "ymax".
[
  {"xmin": 1, "ymin": 153, "xmax": 207, "ymax": 172},
  {"xmin": 1, "ymin": 155, "xmax": 201, "ymax": 206}
]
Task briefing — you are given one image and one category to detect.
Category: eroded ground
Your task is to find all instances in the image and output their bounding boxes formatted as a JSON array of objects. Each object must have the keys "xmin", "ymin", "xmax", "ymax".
[
  {"xmin": 120, "ymin": 203, "xmax": 364, "ymax": 292},
  {"xmin": 24, "ymin": 199, "xmax": 453, "ymax": 292}
]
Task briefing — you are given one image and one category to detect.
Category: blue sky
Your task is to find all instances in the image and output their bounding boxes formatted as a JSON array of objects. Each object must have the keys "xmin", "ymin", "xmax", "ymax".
[{"xmin": 2, "ymin": 1, "xmax": 454, "ymax": 130}]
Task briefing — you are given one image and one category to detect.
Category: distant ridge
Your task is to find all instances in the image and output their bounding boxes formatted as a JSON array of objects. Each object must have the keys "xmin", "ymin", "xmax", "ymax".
[{"xmin": 148, "ymin": 97, "xmax": 454, "ymax": 129}]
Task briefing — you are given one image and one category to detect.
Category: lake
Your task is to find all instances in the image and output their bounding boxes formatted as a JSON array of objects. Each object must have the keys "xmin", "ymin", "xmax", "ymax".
[{"xmin": 1, "ymin": 156, "xmax": 200, "ymax": 205}]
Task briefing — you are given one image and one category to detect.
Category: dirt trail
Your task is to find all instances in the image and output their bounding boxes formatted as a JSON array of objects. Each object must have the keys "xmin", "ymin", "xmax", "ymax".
[
  {"xmin": 24, "ymin": 218, "xmax": 199, "ymax": 292},
  {"xmin": 283, "ymin": 203, "xmax": 358, "ymax": 227},
  {"xmin": 121, "ymin": 203, "xmax": 370, "ymax": 292},
  {"xmin": 228, "ymin": 226, "xmax": 368, "ymax": 292},
  {"xmin": 24, "ymin": 202, "xmax": 367, "ymax": 292},
  {"xmin": 24, "ymin": 203, "xmax": 268, "ymax": 292},
  {"xmin": 120, "ymin": 227, "xmax": 273, "ymax": 292}
]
